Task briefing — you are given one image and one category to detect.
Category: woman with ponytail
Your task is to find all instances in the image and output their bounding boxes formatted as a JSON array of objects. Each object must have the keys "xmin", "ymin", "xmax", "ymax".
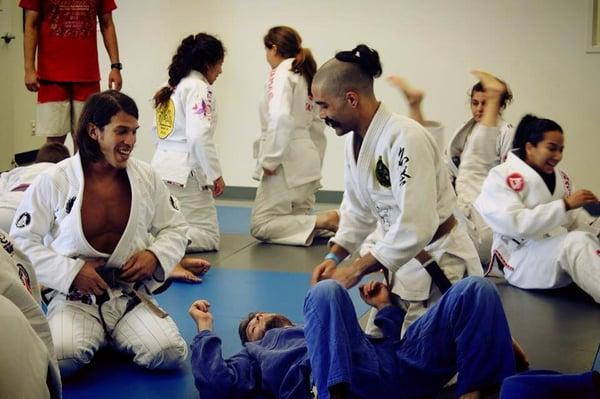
[
  {"xmin": 150, "ymin": 33, "xmax": 225, "ymax": 281},
  {"xmin": 475, "ymin": 114, "xmax": 600, "ymax": 302},
  {"xmin": 250, "ymin": 26, "xmax": 339, "ymax": 246}
]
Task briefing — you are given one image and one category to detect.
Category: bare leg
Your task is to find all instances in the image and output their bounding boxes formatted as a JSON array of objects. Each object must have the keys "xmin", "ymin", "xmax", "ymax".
[
  {"xmin": 169, "ymin": 257, "xmax": 211, "ymax": 283},
  {"xmin": 459, "ymin": 392, "xmax": 480, "ymax": 399},
  {"xmin": 314, "ymin": 210, "xmax": 339, "ymax": 232},
  {"xmin": 387, "ymin": 75, "xmax": 426, "ymax": 125},
  {"xmin": 470, "ymin": 70, "xmax": 506, "ymax": 128}
]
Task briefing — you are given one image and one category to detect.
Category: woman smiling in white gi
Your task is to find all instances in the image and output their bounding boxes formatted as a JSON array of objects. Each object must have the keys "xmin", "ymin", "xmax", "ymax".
[
  {"xmin": 152, "ymin": 33, "xmax": 224, "ymax": 280},
  {"xmin": 251, "ymin": 26, "xmax": 339, "ymax": 246},
  {"xmin": 475, "ymin": 115, "xmax": 600, "ymax": 302}
]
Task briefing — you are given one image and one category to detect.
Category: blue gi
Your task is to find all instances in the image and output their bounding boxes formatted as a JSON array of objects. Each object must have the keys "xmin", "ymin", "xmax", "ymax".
[{"xmin": 191, "ymin": 276, "xmax": 516, "ymax": 399}]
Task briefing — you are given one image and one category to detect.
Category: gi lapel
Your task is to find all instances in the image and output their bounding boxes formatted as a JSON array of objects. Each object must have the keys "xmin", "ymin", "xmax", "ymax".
[{"xmin": 355, "ymin": 104, "xmax": 392, "ymax": 210}]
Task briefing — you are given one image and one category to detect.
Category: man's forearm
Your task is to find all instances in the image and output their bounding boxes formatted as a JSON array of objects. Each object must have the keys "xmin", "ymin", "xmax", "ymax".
[
  {"xmin": 23, "ymin": 13, "xmax": 39, "ymax": 72},
  {"xmin": 354, "ymin": 252, "xmax": 383, "ymax": 277},
  {"xmin": 99, "ymin": 15, "xmax": 120, "ymax": 63}
]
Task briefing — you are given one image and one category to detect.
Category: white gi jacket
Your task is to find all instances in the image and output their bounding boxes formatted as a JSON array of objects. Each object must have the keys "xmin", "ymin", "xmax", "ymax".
[
  {"xmin": 332, "ymin": 104, "xmax": 481, "ymax": 300},
  {"xmin": 10, "ymin": 154, "xmax": 188, "ymax": 295},
  {"xmin": 0, "ymin": 162, "xmax": 54, "ymax": 208},
  {"xmin": 151, "ymin": 71, "xmax": 222, "ymax": 187},
  {"xmin": 0, "ymin": 229, "xmax": 61, "ymax": 399},
  {"xmin": 475, "ymin": 151, "xmax": 599, "ymax": 285},
  {"xmin": 446, "ymin": 117, "xmax": 514, "ymax": 206},
  {"xmin": 254, "ymin": 58, "xmax": 326, "ymax": 187}
]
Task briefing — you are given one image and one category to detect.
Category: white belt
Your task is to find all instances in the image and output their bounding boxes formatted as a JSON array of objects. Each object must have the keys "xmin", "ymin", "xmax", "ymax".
[{"xmin": 156, "ymin": 140, "xmax": 188, "ymax": 153}]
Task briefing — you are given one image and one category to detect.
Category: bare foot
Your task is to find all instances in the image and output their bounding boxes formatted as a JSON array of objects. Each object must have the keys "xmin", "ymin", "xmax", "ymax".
[
  {"xmin": 471, "ymin": 70, "xmax": 506, "ymax": 98},
  {"xmin": 170, "ymin": 263, "xmax": 203, "ymax": 283},
  {"xmin": 315, "ymin": 210, "xmax": 340, "ymax": 232},
  {"xmin": 181, "ymin": 257, "xmax": 211, "ymax": 275},
  {"xmin": 387, "ymin": 75, "xmax": 424, "ymax": 106}
]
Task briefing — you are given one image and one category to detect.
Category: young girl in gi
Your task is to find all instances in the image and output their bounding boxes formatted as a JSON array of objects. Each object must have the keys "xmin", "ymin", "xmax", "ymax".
[{"xmin": 152, "ymin": 33, "xmax": 225, "ymax": 281}]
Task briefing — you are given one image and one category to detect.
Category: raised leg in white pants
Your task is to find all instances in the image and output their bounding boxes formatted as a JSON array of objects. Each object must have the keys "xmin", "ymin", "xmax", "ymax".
[
  {"xmin": 166, "ymin": 174, "xmax": 220, "ymax": 252},
  {"xmin": 250, "ymin": 170, "xmax": 320, "ymax": 246},
  {"xmin": 102, "ymin": 296, "xmax": 188, "ymax": 369},
  {"xmin": 47, "ymin": 294, "xmax": 187, "ymax": 376},
  {"xmin": 558, "ymin": 231, "xmax": 600, "ymax": 303},
  {"xmin": 47, "ymin": 298, "xmax": 106, "ymax": 377}
]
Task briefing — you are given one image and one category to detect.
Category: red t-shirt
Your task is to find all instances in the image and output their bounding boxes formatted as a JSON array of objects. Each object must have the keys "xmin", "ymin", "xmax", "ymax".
[{"xmin": 20, "ymin": 0, "xmax": 117, "ymax": 82}]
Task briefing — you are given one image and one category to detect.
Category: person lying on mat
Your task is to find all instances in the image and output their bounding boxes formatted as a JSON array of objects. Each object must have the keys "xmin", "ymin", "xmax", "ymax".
[{"xmin": 188, "ymin": 276, "xmax": 516, "ymax": 399}]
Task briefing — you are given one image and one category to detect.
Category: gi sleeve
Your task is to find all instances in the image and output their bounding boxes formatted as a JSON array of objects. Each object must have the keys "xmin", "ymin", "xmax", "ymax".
[
  {"xmin": 191, "ymin": 331, "xmax": 260, "ymax": 399},
  {"xmin": 309, "ymin": 113, "xmax": 327, "ymax": 164},
  {"xmin": 455, "ymin": 124, "xmax": 501, "ymax": 206},
  {"xmin": 184, "ymin": 83, "xmax": 223, "ymax": 183},
  {"xmin": 10, "ymin": 175, "xmax": 86, "ymax": 294},
  {"xmin": 371, "ymin": 129, "xmax": 440, "ymax": 274},
  {"xmin": 330, "ymin": 160, "xmax": 378, "ymax": 254},
  {"xmin": 474, "ymin": 168, "xmax": 570, "ymax": 238},
  {"xmin": 147, "ymin": 171, "xmax": 188, "ymax": 280},
  {"xmin": 260, "ymin": 71, "xmax": 295, "ymax": 171},
  {"xmin": 373, "ymin": 304, "xmax": 405, "ymax": 339}
]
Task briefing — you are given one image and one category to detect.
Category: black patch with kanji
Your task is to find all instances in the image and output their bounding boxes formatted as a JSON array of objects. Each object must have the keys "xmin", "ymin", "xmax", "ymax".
[{"xmin": 375, "ymin": 156, "xmax": 391, "ymax": 188}]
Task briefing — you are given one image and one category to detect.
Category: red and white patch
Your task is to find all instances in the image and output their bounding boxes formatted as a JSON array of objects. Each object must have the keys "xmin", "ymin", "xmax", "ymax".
[
  {"xmin": 506, "ymin": 173, "xmax": 525, "ymax": 192},
  {"xmin": 560, "ymin": 171, "xmax": 572, "ymax": 195}
]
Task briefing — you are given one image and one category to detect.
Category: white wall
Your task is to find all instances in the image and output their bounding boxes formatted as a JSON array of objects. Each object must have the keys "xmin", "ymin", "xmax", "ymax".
[{"xmin": 6, "ymin": 0, "xmax": 600, "ymax": 192}]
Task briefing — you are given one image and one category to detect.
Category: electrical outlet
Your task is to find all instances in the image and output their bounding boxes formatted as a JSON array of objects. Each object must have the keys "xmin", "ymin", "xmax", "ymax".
[{"xmin": 30, "ymin": 119, "xmax": 36, "ymax": 136}]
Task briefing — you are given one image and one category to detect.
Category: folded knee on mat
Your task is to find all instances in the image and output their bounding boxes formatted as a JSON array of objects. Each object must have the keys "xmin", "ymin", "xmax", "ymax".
[{"xmin": 133, "ymin": 341, "xmax": 188, "ymax": 370}]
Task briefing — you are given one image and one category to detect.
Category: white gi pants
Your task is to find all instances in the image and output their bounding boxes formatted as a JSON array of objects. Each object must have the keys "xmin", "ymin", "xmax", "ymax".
[
  {"xmin": 48, "ymin": 293, "xmax": 188, "ymax": 377},
  {"xmin": 166, "ymin": 173, "xmax": 220, "ymax": 252},
  {"xmin": 505, "ymin": 231, "xmax": 600, "ymax": 303},
  {"xmin": 458, "ymin": 202, "xmax": 493, "ymax": 267},
  {"xmin": 250, "ymin": 168, "xmax": 319, "ymax": 246}
]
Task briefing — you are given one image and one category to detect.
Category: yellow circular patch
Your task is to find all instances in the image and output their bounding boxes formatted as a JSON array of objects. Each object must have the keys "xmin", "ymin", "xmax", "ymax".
[{"xmin": 156, "ymin": 99, "xmax": 175, "ymax": 139}]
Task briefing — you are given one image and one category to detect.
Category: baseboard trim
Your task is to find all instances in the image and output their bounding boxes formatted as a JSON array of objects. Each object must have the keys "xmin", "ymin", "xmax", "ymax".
[{"xmin": 221, "ymin": 186, "xmax": 343, "ymax": 204}]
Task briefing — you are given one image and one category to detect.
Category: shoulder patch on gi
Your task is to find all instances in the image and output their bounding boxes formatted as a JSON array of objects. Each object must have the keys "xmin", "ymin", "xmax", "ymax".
[
  {"xmin": 17, "ymin": 263, "xmax": 32, "ymax": 294},
  {"xmin": 506, "ymin": 173, "xmax": 525, "ymax": 192},
  {"xmin": 375, "ymin": 156, "xmax": 391, "ymax": 188},
  {"xmin": 156, "ymin": 98, "xmax": 176, "ymax": 139},
  {"xmin": 15, "ymin": 212, "xmax": 31, "ymax": 228},
  {"xmin": 192, "ymin": 97, "xmax": 212, "ymax": 118},
  {"xmin": 65, "ymin": 196, "xmax": 76, "ymax": 214},
  {"xmin": 169, "ymin": 195, "xmax": 180, "ymax": 211},
  {"xmin": 559, "ymin": 171, "xmax": 572, "ymax": 195},
  {"xmin": 0, "ymin": 231, "xmax": 14, "ymax": 255}
]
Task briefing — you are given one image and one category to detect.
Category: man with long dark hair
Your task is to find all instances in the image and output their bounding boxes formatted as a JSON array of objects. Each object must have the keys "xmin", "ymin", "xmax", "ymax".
[{"xmin": 11, "ymin": 90, "xmax": 189, "ymax": 376}]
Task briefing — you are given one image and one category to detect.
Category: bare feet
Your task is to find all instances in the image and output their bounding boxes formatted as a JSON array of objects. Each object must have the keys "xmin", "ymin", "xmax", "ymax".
[
  {"xmin": 315, "ymin": 210, "xmax": 340, "ymax": 233},
  {"xmin": 170, "ymin": 263, "xmax": 203, "ymax": 283},
  {"xmin": 459, "ymin": 392, "xmax": 480, "ymax": 399},
  {"xmin": 387, "ymin": 75, "xmax": 424, "ymax": 107},
  {"xmin": 181, "ymin": 257, "xmax": 211, "ymax": 275},
  {"xmin": 169, "ymin": 257, "xmax": 211, "ymax": 284}
]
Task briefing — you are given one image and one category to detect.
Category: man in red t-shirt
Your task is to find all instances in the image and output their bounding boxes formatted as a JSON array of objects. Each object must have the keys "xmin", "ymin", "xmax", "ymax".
[{"xmin": 21, "ymin": 0, "xmax": 123, "ymax": 146}]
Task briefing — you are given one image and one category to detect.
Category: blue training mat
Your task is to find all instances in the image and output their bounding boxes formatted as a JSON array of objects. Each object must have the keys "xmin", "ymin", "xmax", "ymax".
[
  {"xmin": 216, "ymin": 205, "xmax": 252, "ymax": 234},
  {"xmin": 63, "ymin": 267, "xmax": 371, "ymax": 399}
]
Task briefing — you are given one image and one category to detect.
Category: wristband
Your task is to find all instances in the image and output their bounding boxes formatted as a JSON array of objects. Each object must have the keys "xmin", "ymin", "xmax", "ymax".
[
  {"xmin": 324, "ymin": 252, "xmax": 343, "ymax": 265},
  {"xmin": 111, "ymin": 62, "xmax": 123, "ymax": 70}
]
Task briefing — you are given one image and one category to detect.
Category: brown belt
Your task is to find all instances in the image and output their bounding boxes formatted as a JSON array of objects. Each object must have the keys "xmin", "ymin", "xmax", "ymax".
[{"xmin": 416, "ymin": 215, "xmax": 457, "ymax": 264}]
